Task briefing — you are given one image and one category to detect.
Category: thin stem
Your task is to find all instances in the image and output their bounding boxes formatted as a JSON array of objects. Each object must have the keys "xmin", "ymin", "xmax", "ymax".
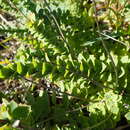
[
  {"xmin": 97, "ymin": 31, "xmax": 129, "ymax": 48},
  {"xmin": 87, "ymin": 113, "xmax": 112, "ymax": 129},
  {"xmin": 93, "ymin": 0, "xmax": 118, "ymax": 87},
  {"xmin": 115, "ymin": 124, "xmax": 130, "ymax": 130},
  {"xmin": 67, "ymin": 100, "xmax": 105, "ymax": 113},
  {"xmin": 0, "ymin": 14, "xmax": 12, "ymax": 27},
  {"xmin": 18, "ymin": 75, "xmax": 87, "ymax": 101},
  {"xmin": 5, "ymin": 0, "xmax": 31, "ymax": 22},
  {"xmin": 43, "ymin": 0, "xmax": 70, "ymax": 53}
]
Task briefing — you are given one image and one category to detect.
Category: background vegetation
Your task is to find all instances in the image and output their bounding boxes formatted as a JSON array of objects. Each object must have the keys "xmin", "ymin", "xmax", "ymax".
[{"xmin": 0, "ymin": 0, "xmax": 130, "ymax": 129}]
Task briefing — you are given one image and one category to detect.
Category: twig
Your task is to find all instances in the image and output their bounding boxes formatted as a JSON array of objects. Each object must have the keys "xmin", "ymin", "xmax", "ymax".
[
  {"xmin": 5, "ymin": 0, "xmax": 122, "ymax": 100},
  {"xmin": 5, "ymin": 0, "xmax": 31, "ymax": 22},
  {"xmin": 19, "ymin": 75, "xmax": 87, "ymax": 101},
  {"xmin": 97, "ymin": 31, "xmax": 130, "ymax": 48},
  {"xmin": 115, "ymin": 124, "xmax": 130, "ymax": 130},
  {"xmin": 0, "ymin": 35, "xmax": 13, "ymax": 49},
  {"xmin": 36, "ymin": 117, "xmax": 53, "ymax": 125},
  {"xmin": 67, "ymin": 99, "xmax": 105, "ymax": 113},
  {"xmin": 87, "ymin": 113, "xmax": 112, "ymax": 130},
  {"xmin": 93, "ymin": 0, "xmax": 118, "ymax": 87},
  {"xmin": 47, "ymin": 60, "xmax": 115, "ymax": 91},
  {"xmin": 0, "ymin": 14, "xmax": 12, "ymax": 27},
  {"xmin": 43, "ymin": 0, "xmax": 70, "ymax": 53},
  {"xmin": 7, "ymin": 0, "xmax": 71, "ymax": 53}
]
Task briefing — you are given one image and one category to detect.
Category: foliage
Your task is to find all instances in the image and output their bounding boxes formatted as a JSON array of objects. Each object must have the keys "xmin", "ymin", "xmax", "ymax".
[{"xmin": 0, "ymin": 0, "xmax": 130, "ymax": 129}]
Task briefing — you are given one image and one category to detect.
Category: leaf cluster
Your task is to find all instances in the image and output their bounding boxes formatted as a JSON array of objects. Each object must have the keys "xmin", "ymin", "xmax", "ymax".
[{"xmin": 0, "ymin": 0, "xmax": 130, "ymax": 129}]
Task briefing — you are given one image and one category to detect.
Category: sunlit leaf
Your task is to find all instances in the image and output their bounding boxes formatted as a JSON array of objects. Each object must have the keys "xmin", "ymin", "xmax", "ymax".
[
  {"xmin": 8, "ymin": 101, "xmax": 18, "ymax": 114},
  {"xmin": 125, "ymin": 112, "xmax": 130, "ymax": 122},
  {"xmin": 17, "ymin": 62, "xmax": 23, "ymax": 74}
]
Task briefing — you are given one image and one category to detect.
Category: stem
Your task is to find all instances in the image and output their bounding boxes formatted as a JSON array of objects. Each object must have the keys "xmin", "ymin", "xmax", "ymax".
[
  {"xmin": 0, "ymin": 14, "xmax": 12, "ymax": 27},
  {"xmin": 97, "ymin": 31, "xmax": 129, "ymax": 48},
  {"xmin": 93, "ymin": 0, "xmax": 118, "ymax": 87},
  {"xmin": 43, "ymin": 0, "xmax": 71, "ymax": 53},
  {"xmin": 87, "ymin": 113, "xmax": 112, "ymax": 129}
]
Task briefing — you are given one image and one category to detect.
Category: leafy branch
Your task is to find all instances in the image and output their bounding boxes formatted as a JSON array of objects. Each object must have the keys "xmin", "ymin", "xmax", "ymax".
[{"xmin": 93, "ymin": 0, "xmax": 119, "ymax": 87}]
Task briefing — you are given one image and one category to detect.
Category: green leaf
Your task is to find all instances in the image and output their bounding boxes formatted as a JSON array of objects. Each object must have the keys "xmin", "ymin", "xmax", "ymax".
[
  {"xmin": 0, "ymin": 67, "xmax": 13, "ymax": 79},
  {"xmin": 17, "ymin": 62, "xmax": 23, "ymax": 74},
  {"xmin": 0, "ymin": 103, "xmax": 11, "ymax": 120},
  {"xmin": 125, "ymin": 112, "xmax": 130, "ymax": 122},
  {"xmin": 68, "ymin": 54, "xmax": 75, "ymax": 66},
  {"xmin": 0, "ymin": 111, "xmax": 10, "ymax": 120},
  {"xmin": 12, "ymin": 106, "xmax": 30, "ymax": 120},
  {"xmin": 8, "ymin": 101, "xmax": 18, "ymax": 114},
  {"xmin": 54, "ymin": 107, "xmax": 66, "ymax": 122},
  {"xmin": 26, "ymin": 92, "xmax": 35, "ymax": 105},
  {"xmin": 64, "ymin": 69, "xmax": 69, "ymax": 77},
  {"xmin": 0, "ymin": 124, "xmax": 16, "ymax": 130},
  {"xmin": 51, "ymin": 92, "xmax": 56, "ymax": 105},
  {"xmin": 121, "ymin": 55, "xmax": 130, "ymax": 63},
  {"xmin": 80, "ymin": 62, "xmax": 84, "ymax": 72},
  {"xmin": 45, "ymin": 53, "xmax": 50, "ymax": 62},
  {"xmin": 42, "ymin": 62, "xmax": 47, "ymax": 75},
  {"xmin": 0, "ymin": 65, "xmax": 3, "ymax": 69},
  {"xmin": 78, "ymin": 53, "xmax": 87, "ymax": 62},
  {"xmin": 42, "ymin": 62, "xmax": 52, "ymax": 75},
  {"xmin": 32, "ymin": 92, "xmax": 50, "ymax": 120},
  {"xmin": 32, "ymin": 58, "xmax": 38, "ymax": 68},
  {"xmin": 104, "ymin": 91, "xmax": 120, "ymax": 115},
  {"xmin": 35, "ymin": 4, "xmax": 41, "ymax": 14}
]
